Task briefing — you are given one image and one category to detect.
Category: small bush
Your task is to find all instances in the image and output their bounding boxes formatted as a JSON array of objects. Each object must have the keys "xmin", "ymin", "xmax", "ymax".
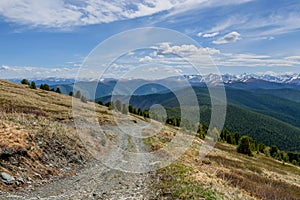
[
  {"xmin": 237, "ymin": 136, "xmax": 253, "ymax": 156},
  {"xmin": 292, "ymin": 160, "xmax": 299, "ymax": 166},
  {"xmin": 80, "ymin": 95, "xmax": 87, "ymax": 103},
  {"xmin": 30, "ymin": 81, "xmax": 37, "ymax": 89},
  {"xmin": 40, "ymin": 84, "xmax": 50, "ymax": 91},
  {"xmin": 21, "ymin": 79, "xmax": 30, "ymax": 85},
  {"xmin": 75, "ymin": 91, "xmax": 82, "ymax": 99},
  {"xmin": 55, "ymin": 88, "xmax": 61, "ymax": 94}
]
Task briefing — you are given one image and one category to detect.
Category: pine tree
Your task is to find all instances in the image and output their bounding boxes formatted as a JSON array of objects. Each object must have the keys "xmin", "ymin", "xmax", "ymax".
[
  {"xmin": 237, "ymin": 136, "xmax": 253, "ymax": 156},
  {"xmin": 21, "ymin": 79, "xmax": 30, "ymax": 85},
  {"xmin": 121, "ymin": 104, "xmax": 128, "ymax": 114},
  {"xmin": 43, "ymin": 84, "xmax": 50, "ymax": 91},
  {"xmin": 115, "ymin": 100, "xmax": 122, "ymax": 112},
  {"xmin": 75, "ymin": 91, "xmax": 82, "ymax": 99},
  {"xmin": 137, "ymin": 108, "xmax": 142, "ymax": 116},
  {"xmin": 30, "ymin": 81, "xmax": 37, "ymax": 89},
  {"xmin": 128, "ymin": 105, "xmax": 134, "ymax": 113},
  {"xmin": 69, "ymin": 91, "xmax": 73, "ymax": 96},
  {"xmin": 270, "ymin": 146, "xmax": 279, "ymax": 158},
  {"xmin": 104, "ymin": 102, "xmax": 111, "ymax": 108},
  {"xmin": 55, "ymin": 88, "xmax": 61, "ymax": 94},
  {"xmin": 80, "ymin": 95, "xmax": 87, "ymax": 103}
]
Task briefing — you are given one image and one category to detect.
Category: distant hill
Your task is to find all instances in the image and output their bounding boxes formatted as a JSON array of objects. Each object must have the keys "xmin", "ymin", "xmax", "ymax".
[
  {"xmin": 7, "ymin": 78, "xmax": 75, "ymax": 86},
  {"xmin": 48, "ymin": 74, "xmax": 300, "ymax": 100}
]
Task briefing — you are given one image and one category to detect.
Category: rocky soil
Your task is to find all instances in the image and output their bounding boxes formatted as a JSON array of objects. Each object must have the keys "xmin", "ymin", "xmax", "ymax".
[{"xmin": 0, "ymin": 161, "xmax": 155, "ymax": 200}]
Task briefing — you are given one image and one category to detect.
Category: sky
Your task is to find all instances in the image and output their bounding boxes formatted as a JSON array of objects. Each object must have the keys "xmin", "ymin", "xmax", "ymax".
[{"xmin": 0, "ymin": 0, "xmax": 300, "ymax": 79}]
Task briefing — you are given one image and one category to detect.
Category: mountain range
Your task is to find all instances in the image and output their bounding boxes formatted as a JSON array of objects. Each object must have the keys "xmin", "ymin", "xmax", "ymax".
[{"xmin": 7, "ymin": 72, "xmax": 300, "ymax": 86}]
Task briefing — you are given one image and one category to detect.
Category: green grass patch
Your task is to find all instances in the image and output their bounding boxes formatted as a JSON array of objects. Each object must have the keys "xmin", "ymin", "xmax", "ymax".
[{"xmin": 151, "ymin": 163, "xmax": 222, "ymax": 200}]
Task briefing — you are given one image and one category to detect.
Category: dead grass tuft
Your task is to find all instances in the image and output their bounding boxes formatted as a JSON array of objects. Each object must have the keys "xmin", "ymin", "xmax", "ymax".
[{"xmin": 217, "ymin": 169, "xmax": 300, "ymax": 200}]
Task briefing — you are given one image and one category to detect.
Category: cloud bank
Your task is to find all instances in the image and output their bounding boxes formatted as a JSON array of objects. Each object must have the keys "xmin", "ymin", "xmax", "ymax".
[{"xmin": 0, "ymin": 0, "xmax": 256, "ymax": 29}]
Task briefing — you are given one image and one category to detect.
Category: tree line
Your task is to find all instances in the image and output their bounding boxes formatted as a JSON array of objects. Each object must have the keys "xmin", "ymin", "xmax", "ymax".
[
  {"xmin": 99, "ymin": 100, "xmax": 197, "ymax": 130},
  {"xmin": 69, "ymin": 90, "xmax": 87, "ymax": 103},
  {"xmin": 21, "ymin": 79, "xmax": 87, "ymax": 103},
  {"xmin": 219, "ymin": 128, "xmax": 299, "ymax": 165},
  {"xmin": 21, "ymin": 79, "xmax": 61, "ymax": 94}
]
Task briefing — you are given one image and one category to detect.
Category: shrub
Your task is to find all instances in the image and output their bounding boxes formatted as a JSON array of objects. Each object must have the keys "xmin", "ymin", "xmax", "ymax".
[
  {"xmin": 292, "ymin": 160, "xmax": 298, "ymax": 166},
  {"xmin": 121, "ymin": 104, "xmax": 128, "ymax": 114},
  {"xmin": 75, "ymin": 91, "xmax": 82, "ymax": 99},
  {"xmin": 43, "ymin": 84, "xmax": 50, "ymax": 91},
  {"xmin": 30, "ymin": 81, "xmax": 37, "ymax": 89},
  {"xmin": 21, "ymin": 79, "xmax": 30, "ymax": 85},
  {"xmin": 80, "ymin": 95, "xmax": 87, "ymax": 103},
  {"xmin": 237, "ymin": 136, "xmax": 253, "ymax": 156},
  {"xmin": 55, "ymin": 88, "xmax": 61, "ymax": 94},
  {"xmin": 270, "ymin": 146, "xmax": 279, "ymax": 158}
]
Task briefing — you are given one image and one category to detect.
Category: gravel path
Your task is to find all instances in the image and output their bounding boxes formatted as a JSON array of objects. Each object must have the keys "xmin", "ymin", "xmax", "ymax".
[
  {"xmin": 1, "ymin": 162, "xmax": 155, "ymax": 200},
  {"xmin": 0, "ymin": 115, "xmax": 159, "ymax": 200}
]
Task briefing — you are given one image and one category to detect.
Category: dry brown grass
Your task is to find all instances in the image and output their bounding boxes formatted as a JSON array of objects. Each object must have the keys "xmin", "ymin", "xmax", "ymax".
[
  {"xmin": 148, "ymin": 130, "xmax": 300, "ymax": 199},
  {"xmin": 217, "ymin": 169, "xmax": 300, "ymax": 200},
  {"xmin": 0, "ymin": 80, "xmax": 72, "ymax": 120},
  {"xmin": 0, "ymin": 79, "xmax": 116, "ymax": 192},
  {"xmin": 0, "ymin": 120, "xmax": 41, "ymax": 160}
]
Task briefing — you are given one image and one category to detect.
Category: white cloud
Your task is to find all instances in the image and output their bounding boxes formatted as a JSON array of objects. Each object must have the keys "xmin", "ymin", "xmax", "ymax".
[
  {"xmin": 197, "ymin": 32, "xmax": 203, "ymax": 37},
  {"xmin": 157, "ymin": 43, "xmax": 200, "ymax": 56},
  {"xmin": 151, "ymin": 43, "xmax": 300, "ymax": 69},
  {"xmin": 208, "ymin": 16, "xmax": 247, "ymax": 33},
  {"xmin": 0, "ymin": 0, "xmax": 257, "ymax": 29},
  {"xmin": 0, "ymin": 0, "xmax": 188, "ymax": 28},
  {"xmin": 165, "ymin": 0, "xmax": 255, "ymax": 18},
  {"xmin": 139, "ymin": 56, "xmax": 153, "ymax": 62},
  {"xmin": 154, "ymin": 43, "xmax": 220, "ymax": 57},
  {"xmin": 209, "ymin": 12, "xmax": 300, "ymax": 40},
  {"xmin": 203, "ymin": 32, "xmax": 219, "ymax": 38},
  {"xmin": 285, "ymin": 56, "xmax": 300, "ymax": 61},
  {"xmin": 211, "ymin": 51, "xmax": 300, "ymax": 68},
  {"xmin": 0, "ymin": 65, "xmax": 10, "ymax": 70},
  {"xmin": 203, "ymin": 47, "xmax": 220, "ymax": 55},
  {"xmin": 0, "ymin": 65, "xmax": 79, "ymax": 79},
  {"xmin": 213, "ymin": 31, "xmax": 241, "ymax": 44},
  {"xmin": 148, "ymin": 67, "xmax": 159, "ymax": 72}
]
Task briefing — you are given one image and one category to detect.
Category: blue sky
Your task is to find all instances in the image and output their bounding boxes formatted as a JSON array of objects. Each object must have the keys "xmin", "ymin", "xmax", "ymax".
[{"xmin": 0, "ymin": 0, "xmax": 300, "ymax": 79}]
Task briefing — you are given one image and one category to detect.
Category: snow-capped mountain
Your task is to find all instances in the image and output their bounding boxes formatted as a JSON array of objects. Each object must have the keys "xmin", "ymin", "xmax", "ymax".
[
  {"xmin": 284, "ymin": 74, "xmax": 300, "ymax": 84},
  {"xmin": 8, "ymin": 73, "xmax": 300, "ymax": 86},
  {"xmin": 174, "ymin": 73, "xmax": 300, "ymax": 85}
]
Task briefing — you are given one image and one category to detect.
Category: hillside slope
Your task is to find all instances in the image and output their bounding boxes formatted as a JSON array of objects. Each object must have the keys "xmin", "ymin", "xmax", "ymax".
[
  {"xmin": 0, "ymin": 80, "xmax": 299, "ymax": 199},
  {"xmin": 147, "ymin": 132, "xmax": 300, "ymax": 199},
  {"xmin": 0, "ymin": 79, "xmax": 103, "ymax": 192}
]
